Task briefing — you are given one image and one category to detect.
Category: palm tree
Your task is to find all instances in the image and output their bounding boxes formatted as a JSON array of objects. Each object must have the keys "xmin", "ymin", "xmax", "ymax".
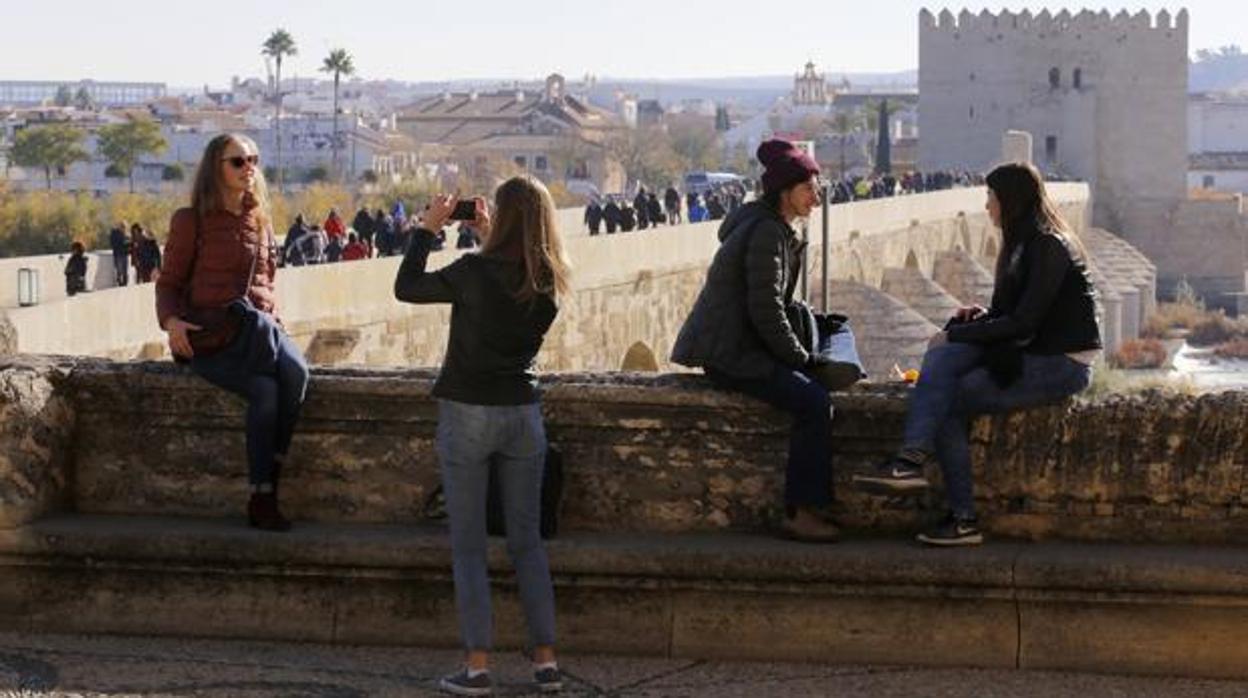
[
  {"xmin": 320, "ymin": 48, "xmax": 356, "ymax": 182},
  {"xmin": 262, "ymin": 29, "xmax": 297, "ymax": 192}
]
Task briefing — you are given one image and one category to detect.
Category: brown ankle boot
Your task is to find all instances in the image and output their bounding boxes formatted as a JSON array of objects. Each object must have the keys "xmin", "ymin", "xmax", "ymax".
[
  {"xmin": 248, "ymin": 492, "xmax": 292, "ymax": 532},
  {"xmin": 780, "ymin": 507, "xmax": 840, "ymax": 543}
]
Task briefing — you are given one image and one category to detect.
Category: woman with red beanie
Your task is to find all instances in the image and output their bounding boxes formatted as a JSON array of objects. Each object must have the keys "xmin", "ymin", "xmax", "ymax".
[{"xmin": 671, "ymin": 139, "xmax": 840, "ymax": 543}]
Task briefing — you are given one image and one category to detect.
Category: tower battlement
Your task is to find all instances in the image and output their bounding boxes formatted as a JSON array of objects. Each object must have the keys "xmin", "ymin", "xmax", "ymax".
[{"xmin": 919, "ymin": 7, "xmax": 1188, "ymax": 34}]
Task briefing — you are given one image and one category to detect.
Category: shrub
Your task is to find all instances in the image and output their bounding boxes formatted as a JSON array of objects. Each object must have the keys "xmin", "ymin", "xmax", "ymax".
[
  {"xmin": 1187, "ymin": 314, "xmax": 1248, "ymax": 347},
  {"xmin": 1141, "ymin": 301, "xmax": 1212, "ymax": 338},
  {"xmin": 1214, "ymin": 339, "xmax": 1248, "ymax": 360},
  {"xmin": 1108, "ymin": 338, "xmax": 1169, "ymax": 369}
]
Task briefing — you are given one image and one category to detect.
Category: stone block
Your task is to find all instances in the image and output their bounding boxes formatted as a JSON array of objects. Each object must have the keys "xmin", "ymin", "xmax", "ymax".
[{"xmin": 0, "ymin": 359, "xmax": 74, "ymax": 528}]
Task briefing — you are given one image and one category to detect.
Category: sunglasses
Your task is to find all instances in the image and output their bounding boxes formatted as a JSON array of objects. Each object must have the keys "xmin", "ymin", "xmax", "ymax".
[{"xmin": 222, "ymin": 155, "xmax": 260, "ymax": 169}]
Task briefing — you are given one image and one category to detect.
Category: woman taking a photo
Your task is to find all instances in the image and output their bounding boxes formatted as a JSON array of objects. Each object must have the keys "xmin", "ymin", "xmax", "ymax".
[
  {"xmin": 395, "ymin": 175, "xmax": 571, "ymax": 696},
  {"xmin": 854, "ymin": 162, "xmax": 1101, "ymax": 546},
  {"xmin": 156, "ymin": 133, "xmax": 310, "ymax": 532}
]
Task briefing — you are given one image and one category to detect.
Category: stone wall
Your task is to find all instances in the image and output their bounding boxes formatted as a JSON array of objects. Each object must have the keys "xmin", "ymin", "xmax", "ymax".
[
  {"xmin": 4, "ymin": 185, "xmax": 1098, "ymax": 376},
  {"xmin": 8, "ymin": 356, "xmax": 1243, "ymax": 544}
]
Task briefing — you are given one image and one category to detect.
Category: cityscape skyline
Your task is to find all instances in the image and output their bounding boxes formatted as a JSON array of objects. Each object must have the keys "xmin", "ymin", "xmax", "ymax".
[{"xmin": 4, "ymin": 1, "xmax": 1243, "ymax": 87}]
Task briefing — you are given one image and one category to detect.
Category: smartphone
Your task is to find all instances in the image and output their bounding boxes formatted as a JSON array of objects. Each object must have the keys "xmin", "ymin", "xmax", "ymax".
[{"xmin": 449, "ymin": 200, "xmax": 477, "ymax": 221}]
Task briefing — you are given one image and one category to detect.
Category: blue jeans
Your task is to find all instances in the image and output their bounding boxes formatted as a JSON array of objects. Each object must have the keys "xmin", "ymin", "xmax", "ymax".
[
  {"xmin": 903, "ymin": 342, "xmax": 1092, "ymax": 519},
  {"xmin": 436, "ymin": 399, "xmax": 556, "ymax": 652},
  {"xmin": 705, "ymin": 363, "xmax": 834, "ymax": 508},
  {"xmin": 191, "ymin": 328, "xmax": 309, "ymax": 485}
]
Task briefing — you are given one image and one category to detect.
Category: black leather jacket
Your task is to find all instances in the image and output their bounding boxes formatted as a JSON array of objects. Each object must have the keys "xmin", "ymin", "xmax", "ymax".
[{"xmin": 948, "ymin": 220, "xmax": 1102, "ymax": 355}]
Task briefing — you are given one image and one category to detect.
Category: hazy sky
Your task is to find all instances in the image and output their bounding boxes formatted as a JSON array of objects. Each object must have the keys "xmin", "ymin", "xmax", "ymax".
[{"xmin": 3, "ymin": 1, "xmax": 1243, "ymax": 86}]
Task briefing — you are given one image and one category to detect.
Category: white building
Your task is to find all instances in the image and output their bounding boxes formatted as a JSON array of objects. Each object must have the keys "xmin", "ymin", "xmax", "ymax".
[{"xmin": 1187, "ymin": 94, "xmax": 1248, "ymax": 194}]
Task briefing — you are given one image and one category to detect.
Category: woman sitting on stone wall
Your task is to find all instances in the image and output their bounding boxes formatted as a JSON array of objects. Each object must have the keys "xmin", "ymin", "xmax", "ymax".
[
  {"xmin": 853, "ymin": 162, "xmax": 1101, "ymax": 546},
  {"xmin": 670, "ymin": 139, "xmax": 842, "ymax": 544},
  {"xmin": 155, "ymin": 133, "xmax": 309, "ymax": 532},
  {"xmin": 395, "ymin": 175, "xmax": 571, "ymax": 696}
]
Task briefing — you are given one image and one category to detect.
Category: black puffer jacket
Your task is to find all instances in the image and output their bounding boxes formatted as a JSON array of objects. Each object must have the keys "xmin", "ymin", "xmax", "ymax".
[{"xmin": 671, "ymin": 201, "xmax": 808, "ymax": 378}]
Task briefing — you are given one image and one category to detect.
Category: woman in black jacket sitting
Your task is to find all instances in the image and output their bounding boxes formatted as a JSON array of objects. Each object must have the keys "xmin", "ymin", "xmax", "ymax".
[
  {"xmin": 671, "ymin": 139, "xmax": 840, "ymax": 543},
  {"xmin": 854, "ymin": 162, "xmax": 1101, "ymax": 546}
]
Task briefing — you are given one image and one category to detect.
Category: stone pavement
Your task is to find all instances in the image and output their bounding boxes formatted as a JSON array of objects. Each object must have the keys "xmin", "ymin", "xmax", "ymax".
[{"xmin": 1, "ymin": 632, "xmax": 1247, "ymax": 697}]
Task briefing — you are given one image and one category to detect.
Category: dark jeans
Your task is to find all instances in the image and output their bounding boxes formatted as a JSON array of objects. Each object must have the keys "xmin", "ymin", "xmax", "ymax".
[
  {"xmin": 191, "ymin": 327, "xmax": 309, "ymax": 485},
  {"xmin": 112, "ymin": 253, "xmax": 128, "ymax": 286},
  {"xmin": 903, "ymin": 342, "xmax": 1092, "ymax": 519},
  {"xmin": 706, "ymin": 363, "xmax": 834, "ymax": 508}
]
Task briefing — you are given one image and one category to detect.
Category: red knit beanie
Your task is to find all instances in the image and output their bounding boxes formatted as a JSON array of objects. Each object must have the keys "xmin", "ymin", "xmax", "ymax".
[{"xmin": 758, "ymin": 139, "xmax": 820, "ymax": 195}]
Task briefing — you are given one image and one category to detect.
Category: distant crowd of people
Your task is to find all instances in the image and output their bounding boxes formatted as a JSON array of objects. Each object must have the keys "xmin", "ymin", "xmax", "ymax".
[
  {"xmin": 583, "ymin": 182, "xmax": 749, "ymax": 235},
  {"xmin": 583, "ymin": 170, "xmax": 982, "ymax": 235},
  {"xmin": 825, "ymin": 170, "xmax": 982, "ymax": 204},
  {"xmin": 281, "ymin": 204, "xmax": 482, "ymax": 267}
]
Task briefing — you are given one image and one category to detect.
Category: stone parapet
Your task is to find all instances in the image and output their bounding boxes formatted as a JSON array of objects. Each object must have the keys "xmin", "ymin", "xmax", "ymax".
[{"xmin": 3, "ymin": 356, "xmax": 1238, "ymax": 544}]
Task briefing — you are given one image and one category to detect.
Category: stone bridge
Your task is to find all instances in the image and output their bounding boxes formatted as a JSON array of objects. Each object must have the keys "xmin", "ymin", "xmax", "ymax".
[{"xmin": 3, "ymin": 184, "xmax": 1154, "ymax": 378}]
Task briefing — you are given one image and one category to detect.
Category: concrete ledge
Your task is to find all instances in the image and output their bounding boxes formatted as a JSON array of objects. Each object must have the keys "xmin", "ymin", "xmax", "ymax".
[{"xmin": 2, "ymin": 515, "xmax": 1248, "ymax": 677}]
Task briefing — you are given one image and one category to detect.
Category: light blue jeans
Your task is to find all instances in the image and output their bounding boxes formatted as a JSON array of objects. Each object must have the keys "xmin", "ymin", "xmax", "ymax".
[
  {"xmin": 902, "ymin": 342, "xmax": 1092, "ymax": 519},
  {"xmin": 436, "ymin": 399, "xmax": 556, "ymax": 652}
]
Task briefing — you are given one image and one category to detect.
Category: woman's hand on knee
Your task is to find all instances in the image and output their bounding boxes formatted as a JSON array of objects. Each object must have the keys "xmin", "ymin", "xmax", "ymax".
[{"xmin": 163, "ymin": 317, "xmax": 201, "ymax": 359}]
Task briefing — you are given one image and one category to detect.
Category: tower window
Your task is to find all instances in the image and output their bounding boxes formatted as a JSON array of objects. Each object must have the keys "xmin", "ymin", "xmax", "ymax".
[
  {"xmin": 1073, "ymin": 68, "xmax": 1082, "ymax": 89},
  {"xmin": 1045, "ymin": 136, "xmax": 1058, "ymax": 163},
  {"xmin": 1049, "ymin": 67, "xmax": 1060, "ymax": 89}
]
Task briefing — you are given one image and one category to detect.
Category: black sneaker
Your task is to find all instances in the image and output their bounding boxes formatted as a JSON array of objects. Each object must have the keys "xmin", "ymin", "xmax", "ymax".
[
  {"xmin": 439, "ymin": 668, "xmax": 492, "ymax": 696},
  {"xmin": 852, "ymin": 456, "xmax": 931, "ymax": 494},
  {"xmin": 534, "ymin": 665, "xmax": 563, "ymax": 693},
  {"xmin": 916, "ymin": 513, "xmax": 984, "ymax": 547}
]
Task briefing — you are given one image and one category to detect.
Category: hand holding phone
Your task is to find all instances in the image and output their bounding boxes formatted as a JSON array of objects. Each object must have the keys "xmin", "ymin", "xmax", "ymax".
[{"xmin": 449, "ymin": 199, "xmax": 478, "ymax": 221}]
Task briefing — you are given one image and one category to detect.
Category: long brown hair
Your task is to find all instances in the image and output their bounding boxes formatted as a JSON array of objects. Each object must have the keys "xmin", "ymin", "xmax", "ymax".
[
  {"xmin": 985, "ymin": 162, "xmax": 1086, "ymax": 280},
  {"xmin": 481, "ymin": 175, "xmax": 572, "ymax": 301},
  {"xmin": 189, "ymin": 133, "xmax": 272, "ymax": 225}
]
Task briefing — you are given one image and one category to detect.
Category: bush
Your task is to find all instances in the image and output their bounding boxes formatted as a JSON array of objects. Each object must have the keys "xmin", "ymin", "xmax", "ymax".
[
  {"xmin": 0, "ymin": 189, "xmax": 183, "ymax": 256},
  {"xmin": 161, "ymin": 164, "xmax": 184, "ymax": 182},
  {"xmin": 1108, "ymin": 338, "xmax": 1169, "ymax": 369},
  {"xmin": 1187, "ymin": 314, "xmax": 1248, "ymax": 347},
  {"xmin": 303, "ymin": 166, "xmax": 330, "ymax": 184},
  {"xmin": 1214, "ymin": 339, "xmax": 1248, "ymax": 360},
  {"xmin": 1141, "ymin": 301, "xmax": 1211, "ymax": 338}
]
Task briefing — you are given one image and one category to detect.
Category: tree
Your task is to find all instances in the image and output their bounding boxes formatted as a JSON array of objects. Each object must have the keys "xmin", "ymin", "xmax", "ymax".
[
  {"xmin": 96, "ymin": 116, "xmax": 168, "ymax": 193},
  {"xmin": 829, "ymin": 110, "xmax": 861, "ymax": 176},
  {"xmin": 9, "ymin": 124, "xmax": 89, "ymax": 190},
  {"xmin": 53, "ymin": 85, "xmax": 73, "ymax": 108},
  {"xmin": 320, "ymin": 48, "xmax": 355, "ymax": 182},
  {"xmin": 668, "ymin": 120, "xmax": 719, "ymax": 173},
  {"xmin": 304, "ymin": 165, "xmax": 329, "ymax": 183},
  {"xmin": 262, "ymin": 28, "xmax": 298, "ymax": 193},
  {"xmin": 875, "ymin": 99, "xmax": 892, "ymax": 175},
  {"xmin": 606, "ymin": 127, "xmax": 683, "ymax": 192},
  {"xmin": 74, "ymin": 87, "xmax": 94, "ymax": 111}
]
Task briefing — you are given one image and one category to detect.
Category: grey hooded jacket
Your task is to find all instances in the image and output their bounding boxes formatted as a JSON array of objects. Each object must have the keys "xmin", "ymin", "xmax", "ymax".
[{"xmin": 670, "ymin": 201, "xmax": 809, "ymax": 379}]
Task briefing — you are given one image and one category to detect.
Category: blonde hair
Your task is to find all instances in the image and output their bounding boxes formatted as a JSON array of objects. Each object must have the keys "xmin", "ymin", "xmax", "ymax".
[
  {"xmin": 481, "ymin": 175, "xmax": 572, "ymax": 301},
  {"xmin": 189, "ymin": 133, "xmax": 272, "ymax": 225}
]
